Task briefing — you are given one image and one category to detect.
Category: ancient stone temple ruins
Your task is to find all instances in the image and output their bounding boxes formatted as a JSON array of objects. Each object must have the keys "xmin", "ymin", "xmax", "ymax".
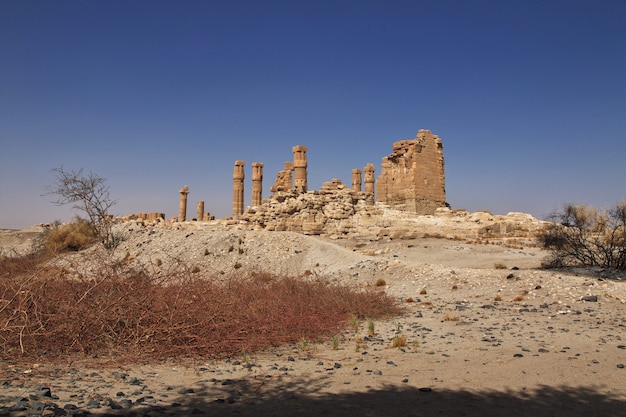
[
  {"xmin": 127, "ymin": 129, "xmax": 447, "ymax": 224},
  {"xmin": 122, "ymin": 130, "xmax": 545, "ymax": 240},
  {"xmin": 227, "ymin": 129, "xmax": 447, "ymax": 218}
]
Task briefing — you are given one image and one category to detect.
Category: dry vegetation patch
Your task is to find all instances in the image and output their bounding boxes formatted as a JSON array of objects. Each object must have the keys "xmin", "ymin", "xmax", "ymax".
[{"xmin": 0, "ymin": 254, "xmax": 402, "ymax": 362}]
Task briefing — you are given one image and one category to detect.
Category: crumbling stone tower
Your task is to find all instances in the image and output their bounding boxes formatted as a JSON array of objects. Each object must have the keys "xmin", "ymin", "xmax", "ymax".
[
  {"xmin": 232, "ymin": 160, "xmax": 245, "ymax": 218},
  {"xmin": 178, "ymin": 185, "xmax": 189, "ymax": 222},
  {"xmin": 270, "ymin": 162, "xmax": 294, "ymax": 196},
  {"xmin": 251, "ymin": 162, "xmax": 264, "ymax": 206},
  {"xmin": 376, "ymin": 129, "xmax": 446, "ymax": 215},
  {"xmin": 292, "ymin": 145, "xmax": 308, "ymax": 193}
]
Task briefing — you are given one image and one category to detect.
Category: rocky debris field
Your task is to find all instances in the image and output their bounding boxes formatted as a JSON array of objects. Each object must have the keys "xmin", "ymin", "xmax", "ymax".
[{"xmin": 1, "ymin": 224, "xmax": 625, "ymax": 416}]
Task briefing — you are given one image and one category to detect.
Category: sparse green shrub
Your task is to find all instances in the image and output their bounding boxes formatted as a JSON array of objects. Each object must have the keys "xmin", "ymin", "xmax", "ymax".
[
  {"xmin": 367, "ymin": 318, "xmax": 375, "ymax": 336},
  {"xmin": 299, "ymin": 337, "xmax": 309, "ymax": 352},
  {"xmin": 355, "ymin": 337, "xmax": 363, "ymax": 352},
  {"xmin": 539, "ymin": 202, "xmax": 626, "ymax": 270},
  {"xmin": 349, "ymin": 314, "xmax": 360, "ymax": 334}
]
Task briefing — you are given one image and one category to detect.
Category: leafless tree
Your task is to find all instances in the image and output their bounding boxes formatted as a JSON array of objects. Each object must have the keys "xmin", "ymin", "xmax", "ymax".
[
  {"xmin": 539, "ymin": 202, "xmax": 626, "ymax": 270},
  {"xmin": 45, "ymin": 167, "xmax": 119, "ymax": 248}
]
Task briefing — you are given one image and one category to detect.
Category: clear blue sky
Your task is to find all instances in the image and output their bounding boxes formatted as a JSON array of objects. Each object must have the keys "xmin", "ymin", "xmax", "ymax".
[{"xmin": 1, "ymin": 0, "xmax": 625, "ymax": 229}]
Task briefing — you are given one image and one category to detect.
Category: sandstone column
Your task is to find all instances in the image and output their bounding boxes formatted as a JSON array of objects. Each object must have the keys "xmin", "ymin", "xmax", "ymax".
[
  {"xmin": 352, "ymin": 168, "xmax": 362, "ymax": 192},
  {"xmin": 232, "ymin": 160, "xmax": 245, "ymax": 218},
  {"xmin": 292, "ymin": 145, "xmax": 308, "ymax": 193},
  {"xmin": 364, "ymin": 164, "xmax": 375, "ymax": 196},
  {"xmin": 197, "ymin": 201, "xmax": 204, "ymax": 221},
  {"xmin": 251, "ymin": 162, "xmax": 264, "ymax": 206},
  {"xmin": 178, "ymin": 185, "xmax": 189, "ymax": 222}
]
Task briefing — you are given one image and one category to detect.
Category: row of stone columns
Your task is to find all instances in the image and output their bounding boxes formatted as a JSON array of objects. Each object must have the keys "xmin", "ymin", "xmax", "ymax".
[
  {"xmin": 176, "ymin": 160, "xmax": 268, "ymax": 221},
  {"xmin": 179, "ymin": 145, "xmax": 374, "ymax": 221},
  {"xmin": 350, "ymin": 163, "xmax": 375, "ymax": 194},
  {"xmin": 178, "ymin": 185, "xmax": 214, "ymax": 222},
  {"xmin": 232, "ymin": 160, "xmax": 266, "ymax": 218},
  {"xmin": 233, "ymin": 145, "xmax": 310, "ymax": 218}
]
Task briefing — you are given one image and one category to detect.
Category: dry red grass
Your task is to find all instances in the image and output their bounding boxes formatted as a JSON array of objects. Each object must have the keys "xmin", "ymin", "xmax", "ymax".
[{"xmin": 0, "ymin": 255, "xmax": 402, "ymax": 362}]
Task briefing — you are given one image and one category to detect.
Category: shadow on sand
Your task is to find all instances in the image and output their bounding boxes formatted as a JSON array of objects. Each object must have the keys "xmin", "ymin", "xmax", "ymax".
[{"xmin": 93, "ymin": 376, "xmax": 624, "ymax": 417}]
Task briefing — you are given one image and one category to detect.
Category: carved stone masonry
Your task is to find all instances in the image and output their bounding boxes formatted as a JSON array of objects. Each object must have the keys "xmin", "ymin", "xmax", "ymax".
[
  {"xmin": 376, "ymin": 129, "xmax": 446, "ymax": 215},
  {"xmin": 251, "ymin": 162, "xmax": 264, "ymax": 206},
  {"xmin": 270, "ymin": 162, "xmax": 294, "ymax": 196},
  {"xmin": 292, "ymin": 145, "xmax": 308, "ymax": 193},
  {"xmin": 232, "ymin": 160, "xmax": 245, "ymax": 218},
  {"xmin": 351, "ymin": 169, "xmax": 362, "ymax": 192},
  {"xmin": 284, "ymin": 162, "xmax": 294, "ymax": 191},
  {"xmin": 178, "ymin": 185, "xmax": 189, "ymax": 222}
]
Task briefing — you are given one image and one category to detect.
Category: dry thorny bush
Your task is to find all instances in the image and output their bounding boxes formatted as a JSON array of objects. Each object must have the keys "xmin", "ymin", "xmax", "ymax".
[
  {"xmin": 540, "ymin": 202, "xmax": 626, "ymax": 270},
  {"xmin": 0, "ymin": 250, "xmax": 403, "ymax": 362}
]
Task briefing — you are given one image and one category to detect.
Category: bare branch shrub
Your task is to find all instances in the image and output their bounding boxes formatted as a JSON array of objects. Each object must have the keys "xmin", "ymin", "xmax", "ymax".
[
  {"xmin": 0, "ymin": 254, "xmax": 403, "ymax": 361},
  {"xmin": 539, "ymin": 202, "xmax": 626, "ymax": 270},
  {"xmin": 44, "ymin": 167, "xmax": 119, "ymax": 249}
]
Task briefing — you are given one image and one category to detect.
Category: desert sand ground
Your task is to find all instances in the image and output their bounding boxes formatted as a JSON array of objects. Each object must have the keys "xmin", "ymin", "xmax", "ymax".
[{"xmin": 1, "ymin": 227, "xmax": 625, "ymax": 416}]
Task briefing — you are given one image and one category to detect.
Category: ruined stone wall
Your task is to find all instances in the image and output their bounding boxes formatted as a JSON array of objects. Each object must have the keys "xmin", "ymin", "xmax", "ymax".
[
  {"xmin": 228, "ymin": 188, "xmax": 544, "ymax": 240},
  {"xmin": 376, "ymin": 129, "xmax": 446, "ymax": 214},
  {"xmin": 240, "ymin": 179, "xmax": 378, "ymax": 235}
]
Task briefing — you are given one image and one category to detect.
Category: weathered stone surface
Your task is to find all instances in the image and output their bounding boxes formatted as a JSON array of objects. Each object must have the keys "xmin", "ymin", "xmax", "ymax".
[
  {"xmin": 240, "ymin": 182, "xmax": 375, "ymax": 235},
  {"xmin": 124, "ymin": 212, "xmax": 166, "ymax": 222},
  {"xmin": 376, "ymin": 130, "xmax": 447, "ymax": 214}
]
